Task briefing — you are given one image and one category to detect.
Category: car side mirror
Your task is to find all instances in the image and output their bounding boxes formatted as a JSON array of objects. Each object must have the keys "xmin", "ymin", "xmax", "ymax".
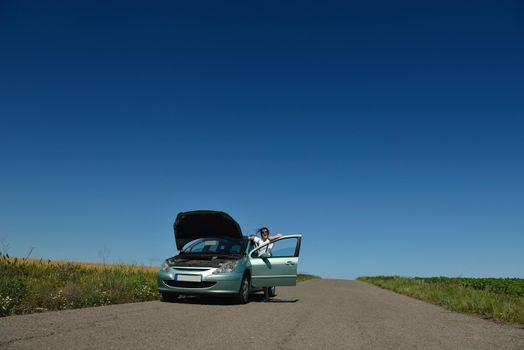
[{"xmin": 259, "ymin": 252, "xmax": 270, "ymax": 259}]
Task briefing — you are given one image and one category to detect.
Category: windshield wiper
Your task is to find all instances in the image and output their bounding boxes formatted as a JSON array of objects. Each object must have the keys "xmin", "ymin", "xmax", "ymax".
[
  {"xmin": 214, "ymin": 253, "xmax": 241, "ymax": 259},
  {"xmin": 180, "ymin": 253, "xmax": 241, "ymax": 259}
]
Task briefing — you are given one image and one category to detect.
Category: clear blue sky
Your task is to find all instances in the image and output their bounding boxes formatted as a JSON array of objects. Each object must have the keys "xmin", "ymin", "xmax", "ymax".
[{"xmin": 1, "ymin": 1, "xmax": 523, "ymax": 279}]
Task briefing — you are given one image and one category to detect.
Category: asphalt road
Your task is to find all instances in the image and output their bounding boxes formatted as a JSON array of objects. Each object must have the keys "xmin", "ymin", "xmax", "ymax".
[{"xmin": 1, "ymin": 279, "xmax": 523, "ymax": 349}]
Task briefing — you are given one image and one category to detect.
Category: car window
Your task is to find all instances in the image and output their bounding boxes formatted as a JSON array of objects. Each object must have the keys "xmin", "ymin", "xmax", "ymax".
[
  {"xmin": 251, "ymin": 237, "xmax": 299, "ymax": 258},
  {"xmin": 230, "ymin": 244, "xmax": 241, "ymax": 254},
  {"xmin": 270, "ymin": 237, "xmax": 299, "ymax": 257},
  {"xmin": 185, "ymin": 238, "xmax": 242, "ymax": 254},
  {"xmin": 189, "ymin": 240, "xmax": 219, "ymax": 253}
]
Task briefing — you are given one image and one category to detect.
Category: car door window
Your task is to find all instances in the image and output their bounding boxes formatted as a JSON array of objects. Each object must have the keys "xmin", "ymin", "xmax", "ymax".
[
  {"xmin": 251, "ymin": 236, "xmax": 301, "ymax": 258},
  {"xmin": 269, "ymin": 237, "xmax": 299, "ymax": 257}
]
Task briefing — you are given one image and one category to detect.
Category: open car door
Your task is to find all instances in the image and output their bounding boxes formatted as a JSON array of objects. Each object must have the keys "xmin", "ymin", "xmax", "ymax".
[{"xmin": 250, "ymin": 235, "xmax": 302, "ymax": 287}]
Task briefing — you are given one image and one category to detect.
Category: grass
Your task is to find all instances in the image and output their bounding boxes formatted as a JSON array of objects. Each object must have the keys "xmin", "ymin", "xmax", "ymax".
[
  {"xmin": 0, "ymin": 256, "xmax": 158, "ymax": 316},
  {"xmin": 358, "ymin": 276, "xmax": 524, "ymax": 324},
  {"xmin": 297, "ymin": 273, "xmax": 319, "ymax": 282},
  {"xmin": 0, "ymin": 255, "xmax": 317, "ymax": 316}
]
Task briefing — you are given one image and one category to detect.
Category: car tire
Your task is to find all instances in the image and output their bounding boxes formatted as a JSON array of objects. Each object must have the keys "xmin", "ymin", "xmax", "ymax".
[
  {"xmin": 237, "ymin": 274, "xmax": 250, "ymax": 304},
  {"xmin": 268, "ymin": 286, "xmax": 276, "ymax": 297},
  {"xmin": 160, "ymin": 292, "xmax": 179, "ymax": 302}
]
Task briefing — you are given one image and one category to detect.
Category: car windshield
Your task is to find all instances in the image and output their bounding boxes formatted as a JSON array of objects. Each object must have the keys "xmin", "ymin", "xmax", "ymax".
[{"xmin": 182, "ymin": 238, "xmax": 243, "ymax": 255}]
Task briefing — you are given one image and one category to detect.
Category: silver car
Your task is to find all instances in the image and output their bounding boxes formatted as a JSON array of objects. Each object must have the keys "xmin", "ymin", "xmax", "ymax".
[{"xmin": 157, "ymin": 210, "xmax": 302, "ymax": 303}]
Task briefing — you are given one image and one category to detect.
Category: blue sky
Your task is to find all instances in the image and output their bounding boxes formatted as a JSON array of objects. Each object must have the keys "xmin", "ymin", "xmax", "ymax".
[{"xmin": 1, "ymin": 1, "xmax": 523, "ymax": 279}]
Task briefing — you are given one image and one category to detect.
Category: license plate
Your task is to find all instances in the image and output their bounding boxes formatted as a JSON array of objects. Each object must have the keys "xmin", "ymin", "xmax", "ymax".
[{"xmin": 175, "ymin": 274, "xmax": 202, "ymax": 282}]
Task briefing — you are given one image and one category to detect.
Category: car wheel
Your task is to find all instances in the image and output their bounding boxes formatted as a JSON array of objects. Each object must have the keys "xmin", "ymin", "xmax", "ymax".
[
  {"xmin": 161, "ymin": 292, "xmax": 179, "ymax": 302},
  {"xmin": 237, "ymin": 274, "xmax": 250, "ymax": 304},
  {"xmin": 268, "ymin": 286, "xmax": 276, "ymax": 297}
]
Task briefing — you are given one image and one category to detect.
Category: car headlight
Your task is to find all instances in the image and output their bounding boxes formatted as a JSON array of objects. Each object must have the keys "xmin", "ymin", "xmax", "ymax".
[
  {"xmin": 213, "ymin": 261, "xmax": 238, "ymax": 274},
  {"xmin": 160, "ymin": 260, "xmax": 170, "ymax": 271}
]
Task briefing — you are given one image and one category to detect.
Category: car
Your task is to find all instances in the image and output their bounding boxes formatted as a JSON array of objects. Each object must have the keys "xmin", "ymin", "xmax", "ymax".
[{"xmin": 157, "ymin": 210, "xmax": 302, "ymax": 304}]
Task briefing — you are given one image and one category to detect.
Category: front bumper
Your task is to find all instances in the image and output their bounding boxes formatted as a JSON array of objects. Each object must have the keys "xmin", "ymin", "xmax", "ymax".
[{"xmin": 157, "ymin": 268, "xmax": 243, "ymax": 295}]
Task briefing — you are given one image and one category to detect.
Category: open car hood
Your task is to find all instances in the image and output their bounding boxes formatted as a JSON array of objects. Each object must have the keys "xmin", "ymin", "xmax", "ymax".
[{"xmin": 173, "ymin": 210, "xmax": 243, "ymax": 251}]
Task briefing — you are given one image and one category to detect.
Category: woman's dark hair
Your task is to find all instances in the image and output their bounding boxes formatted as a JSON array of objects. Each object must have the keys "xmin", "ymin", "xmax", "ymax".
[{"xmin": 257, "ymin": 227, "xmax": 270, "ymax": 236}]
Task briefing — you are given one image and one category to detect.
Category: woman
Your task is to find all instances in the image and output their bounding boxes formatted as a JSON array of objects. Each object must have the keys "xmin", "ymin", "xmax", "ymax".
[{"xmin": 248, "ymin": 227, "xmax": 282, "ymax": 301}]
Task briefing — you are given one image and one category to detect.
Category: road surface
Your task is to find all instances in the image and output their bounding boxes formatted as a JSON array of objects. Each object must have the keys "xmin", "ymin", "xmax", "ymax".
[{"xmin": 1, "ymin": 279, "xmax": 523, "ymax": 349}]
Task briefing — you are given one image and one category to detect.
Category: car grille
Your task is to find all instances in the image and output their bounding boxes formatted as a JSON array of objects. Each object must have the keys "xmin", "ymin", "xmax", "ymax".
[{"xmin": 163, "ymin": 280, "xmax": 217, "ymax": 288}]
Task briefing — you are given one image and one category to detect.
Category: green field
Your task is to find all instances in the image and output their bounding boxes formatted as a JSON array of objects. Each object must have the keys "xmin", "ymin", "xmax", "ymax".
[
  {"xmin": 0, "ymin": 256, "xmax": 317, "ymax": 316},
  {"xmin": 358, "ymin": 276, "xmax": 524, "ymax": 324}
]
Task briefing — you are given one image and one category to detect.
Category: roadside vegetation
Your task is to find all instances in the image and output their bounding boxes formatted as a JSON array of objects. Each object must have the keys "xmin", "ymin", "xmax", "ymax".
[
  {"xmin": 297, "ymin": 273, "xmax": 319, "ymax": 282},
  {"xmin": 0, "ymin": 256, "xmax": 317, "ymax": 316},
  {"xmin": 358, "ymin": 276, "xmax": 524, "ymax": 324},
  {"xmin": 0, "ymin": 256, "xmax": 158, "ymax": 317}
]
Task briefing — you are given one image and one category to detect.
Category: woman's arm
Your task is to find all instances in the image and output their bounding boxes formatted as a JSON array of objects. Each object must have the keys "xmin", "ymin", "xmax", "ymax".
[
  {"xmin": 268, "ymin": 234, "xmax": 283, "ymax": 240},
  {"xmin": 249, "ymin": 235, "xmax": 261, "ymax": 243}
]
